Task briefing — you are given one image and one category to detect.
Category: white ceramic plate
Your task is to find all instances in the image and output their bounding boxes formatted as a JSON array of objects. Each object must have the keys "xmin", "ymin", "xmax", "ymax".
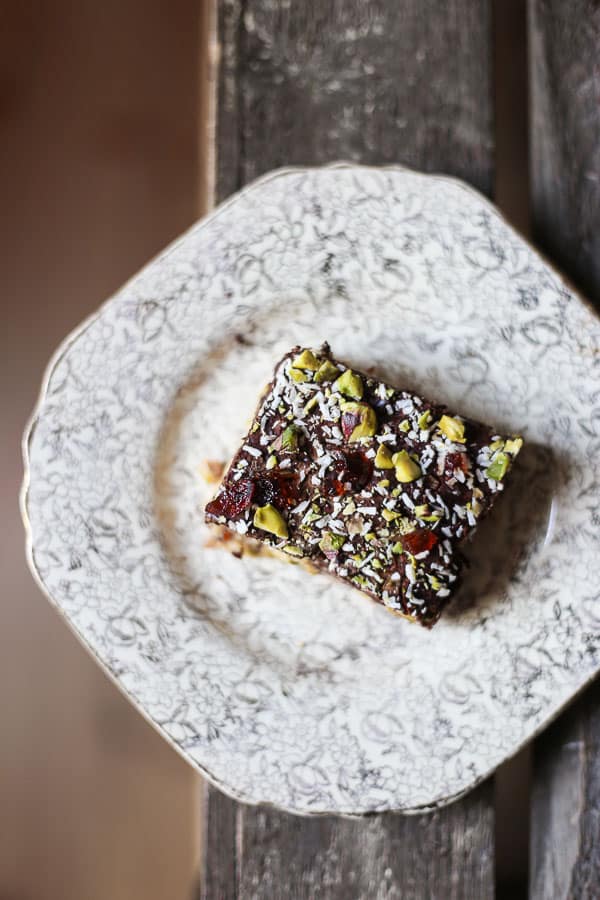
[{"xmin": 23, "ymin": 164, "xmax": 600, "ymax": 815}]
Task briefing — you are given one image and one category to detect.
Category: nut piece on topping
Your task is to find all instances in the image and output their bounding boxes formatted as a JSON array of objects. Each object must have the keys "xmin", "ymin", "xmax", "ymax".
[
  {"xmin": 392, "ymin": 450, "xmax": 422, "ymax": 483},
  {"xmin": 253, "ymin": 504, "xmax": 288, "ymax": 539},
  {"xmin": 334, "ymin": 369, "xmax": 364, "ymax": 400}
]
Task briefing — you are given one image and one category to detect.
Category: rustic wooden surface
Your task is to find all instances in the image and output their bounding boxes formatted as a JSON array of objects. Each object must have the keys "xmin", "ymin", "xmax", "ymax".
[
  {"xmin": 529, "ymin": 2, "xmax": 600, "ymax": 896},
  {"xmin": 529, "ymin": 0, "xmax": 600, "ymax": 308},
  {"xmin": 203, "ymin": 2, "xmax": 496, "ymax": 897},
  {"xmin": 203, "ymin": 785, "xmax": 495, "ymax": 899}
]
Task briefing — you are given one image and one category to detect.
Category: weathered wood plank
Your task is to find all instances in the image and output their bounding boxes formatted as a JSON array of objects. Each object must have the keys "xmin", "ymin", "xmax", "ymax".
[
  {"xmin": 233, "ymin": 783, "xmax": 494, "ymax": 899},
  {"xmin": 529, "ymin": 2, "xmax": 600, "ymax": 897},
  {"xmin": 530, "ymin": 682, "xmax": 600, "ymax": 900},
  {"xmin": 529, "ymin": 0, "xmax": 600, "ymax": 307},
  {"xmin": 216, "ymin": 0, "xmax": 495, "ymax": 199},
  {"xmin": 204, "ymin": 2, "xmax": 496, "ymax": 898}
]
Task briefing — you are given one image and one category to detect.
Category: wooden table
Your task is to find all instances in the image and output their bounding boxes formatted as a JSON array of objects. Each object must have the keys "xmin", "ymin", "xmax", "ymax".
[{"xmin": 199, "ymin": 2, "xmax": 600, "ymax": 896}]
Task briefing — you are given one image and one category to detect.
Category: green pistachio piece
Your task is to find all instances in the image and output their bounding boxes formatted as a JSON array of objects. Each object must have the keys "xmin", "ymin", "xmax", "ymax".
[
  {"xmin": 289, "ymin": 368, "xmax": 307, "ymax": 383},
  {"xmin": 428, "ymin": 574, "xmax": 442, "ymax": 591},
  {"xmin": 505, "ymin": 437, "xmax": 523, "ymax": 456},
  {"xmin": 392, "ymin": 449, "xmax": 422, "ymax": 483},
  {"xmin": 418, "ymin": 410, "xmax": 432, "ymax": 430},
  {"xmin": 382, "ymin": 509, "xmax": 401, "ymax": 522},
  {"xmin": 486, "ymin": 451, "xmax": 509, "ymax": 481},
  {"xmin": 341, "ymin": 401, "xmax": 377, "ymax": 442},
  {"xmin": 282, "ymin": 545, "xmax": 304, "ymax": 557},
  {"xmin": 391, "ymin": 486, "xmax": 402, "ymax": 497},
  {"xmin": 352, "ymin": 575, "xmax": 370, "ymax": 589},
  {"xmin": 334, "ymin": 369, "xmax": 364, "ymax": 400},
  {"xmin": 314, "ymin": 360, "xmax": 340, "ymax": 383},
  {"xmin": 489, "ymin": 439, "xmax": 504, "ymax": 452},
  {"xmin": 281, "ymin": 424, "xmax": 299, "ymax": 451},
  {"xmin": 292, "ymin": 349, "xmax": 320, "ymax": 371},
  {"xmin": 266, "ymin": 454, "xmax": 277, "ymax": 470},
  {"xmin": 377, "ymin": 479, "xmax": 390, "ymax": 488},
  {"xmin": 342, "ymin": 500, "xmax": 356, "ymax": 516},
  {"xmin": 304, "ymin": 396, "xmax": 319, "ymax": 414},
  {"xmin": 253, "ymin": 504, "xmax": 288, "ymax": 539},
  {"xmin": 319, "ymin": 532, "xmax": 345, "ymax": 553},
  {"xmin": 364, "ymin": 531, "xmax": 376, "ymax": 541},
  {"xmin": 385, "ymin": 388, "xmax": 395, "ymax": 399},
  {"xmin": 372, "ymin": 559, "xmax": 383, "ymax": 570},
  {"xmin": 438, "ymin": 415, "xmax": 466, "ymax": 443},
  {"xmin": 374, "ymin": 444, "xmax": 394, "ymax": 469},
  {"xmin": 398, "ymin": 419, "xmax": 410, "ymax": 433},
  {"xmin": 391, "ymin": 541, "xmax": 404, "ymax": 554},
  {"xmin": 421, "ymin": 513, "xmax": 442, "ymax": 523},
  {"xmin": 251, "ymin": 422, "xmax": 260, "ymax": 433},
  {"xmin": 414, "ymin": 504, "xmax": 429, "ymax": 517}
]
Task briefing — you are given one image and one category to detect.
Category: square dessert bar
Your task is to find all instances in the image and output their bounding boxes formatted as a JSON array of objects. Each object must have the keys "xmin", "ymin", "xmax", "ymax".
[{"xmin": 205, "ymin": 345, "xmax": 522, "ymax": 626}]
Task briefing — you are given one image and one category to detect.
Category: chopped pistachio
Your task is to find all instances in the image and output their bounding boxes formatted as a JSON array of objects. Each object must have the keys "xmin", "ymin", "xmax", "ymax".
[
  {"xmin": 374, "ymin": 444, "xmax": 394, "ymax": 469},
  {"xmin": 392, "ymin": 449, "xmax": 422, "ymax": 483},
  {"xmin": 282, "ymin": 545, "xmax": 304, "ymax": 557},
  {"xmin": 334, "ymin": 369, "xmax": 364, "ymax": 400},
  {"xmin": 487, "ymin": 451, "xmax": 509, "ymax": 481},
  {"xmin": 377, "ymin": 479, "xmax": 390, "ymax": 488},
  {"xmin": 428, "ymin": 574, "xmax": 442, "ymax": 591},
  {"xmin": 418, "ymin": 410, "xmax": 432, "ymax": 430},
  {"xmin": 505, "ymin": 437, "xmax": 523, "ymax": 456},
  {"xmin": 289, "ymin": 368, "xmax": 307, "ymax": 383},
  {"xmin": 386, "ymin": 388, "xmax": 395, "ymax": 399},
  {"xmin": 489, "ymin": 439, "xmax": 504, "ymax": 452},
  {"xmin": 251, "ymin": 422, "xmax": 260, "ymax": 433},
  {"xmin": 352, "ymin": 575, "xmax": 369, "ymax": 589},
  {"xmin": 382, "ymin": 509, "xmax": 401, "ymax": 522},
  {"xmin": 364, "ymin": 531, "xmax": 376, "ymax": 541},
  {"xmin": 253, "ymin": 504, "xmax": 288, "ymax": 539},
  {"xmin": 281, "ymin": 425, "xmax": 298, "ymax": 451},
  {"xmin": 342, "ymin": 499, "xmax": 356, "ymax": 516},
  {"xmin": 421, "ymin": 513, "xmax": 442, "ymax": 523},
  {"xmin": 372, "ymin": 559, "xmax": 383, "ymax": 570},
  {"xmin": 302, "ymin": 511, "xmax": 321, "ymax": 526},
  {"xmin": 438, "ymin": 415, "xmax": 466, "ymax": 443},
  {"xmin": 319, "ymin": 532, "xmax": 345, "ymax": 553},
  {"xmin": 341, "ymin": 401, "xmax": 377, "ymax": 441},
  {"xmin": 292, "ymin": 348, "xmax": 320, "ymax": 371},
  {"xmin": 304, "ymin": 395, "xmax": 319, "ymax": 414},
  {"xmin": 266, "ymin": 454, "xmax": 277, "ymax": 470},
  {"xmin": 398, "ymin": 419, "xmax": 410, "ymax": 433},
  {"xmin": 391, "ymin": 486, "xmax": 402, "ymax": 497},
  {"xmin": 391, "ymin": 541, "xmax": 404, "ymax": 554},
  {"xmin": 314, "ymin": 359, "xmax": 340, "ymax": 383},
  {"xmin": 414, "ymin": 503, "xmax": 429, "ymax": 517}
]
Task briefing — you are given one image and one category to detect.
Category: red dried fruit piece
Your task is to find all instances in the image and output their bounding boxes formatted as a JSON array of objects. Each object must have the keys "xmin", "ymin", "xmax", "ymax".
[
  {"xmin": 254, "ymin": 471, "xmax": 300, "ymax": 508},
  {"xmin": 445, "ymin": 451, "xmax": 469, "ymax": 475},
  {"xmin": 206, "ymin": 478, "xmax": 254, "ymax": 519},
  {"xmin": 323, "ymin": 450, "xmax": 373, "ymax": 496},
  {"xmin": 401, "ymin": 528, "xmax": 439, "ymax": 555}
]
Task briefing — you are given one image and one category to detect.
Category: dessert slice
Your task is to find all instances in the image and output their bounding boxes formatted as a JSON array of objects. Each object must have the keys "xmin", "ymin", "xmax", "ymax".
[{"xmin": 205, "ymin": 345, "xmax": 522, "ymax": 626}]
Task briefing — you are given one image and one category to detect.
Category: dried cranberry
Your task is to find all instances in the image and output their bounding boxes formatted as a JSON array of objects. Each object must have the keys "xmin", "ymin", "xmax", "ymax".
[
  {"xmin": 401, "ymin": 528, "xmax": 439, "ymax": 555},
  {"xmin": 324, "ymin": 450, "xmax": 373, "ymax": 496},
  {"xmin": 254, "ymin": 472, "xmax": 299, "ymax": 508},
  {"xmin": 445, "ymin": 452, "xmax": 469, "ymax": 476},
  {"xmin": 206, "ymin": 479, "xmax": 254, "ymax": 519}
]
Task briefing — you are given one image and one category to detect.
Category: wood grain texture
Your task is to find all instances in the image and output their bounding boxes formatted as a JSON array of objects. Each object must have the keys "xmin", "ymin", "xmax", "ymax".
[
  {"xmin": 529, "ymin": 0, "xmax": 600, "ymax": 307},
  {"xmin": 529, "ymin": 3, "xmax": 600, "ymax": 897},
  {"xmin": 530, "ymin": 682, "xmax": 600, "ymax": 899},
  {"xmin": 205, "ymin": 2, "xmax": 496, "ymax": 897},
  {"xmin": 216, "ymin": 0, "xmax": 494, "ymax": 200}
]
